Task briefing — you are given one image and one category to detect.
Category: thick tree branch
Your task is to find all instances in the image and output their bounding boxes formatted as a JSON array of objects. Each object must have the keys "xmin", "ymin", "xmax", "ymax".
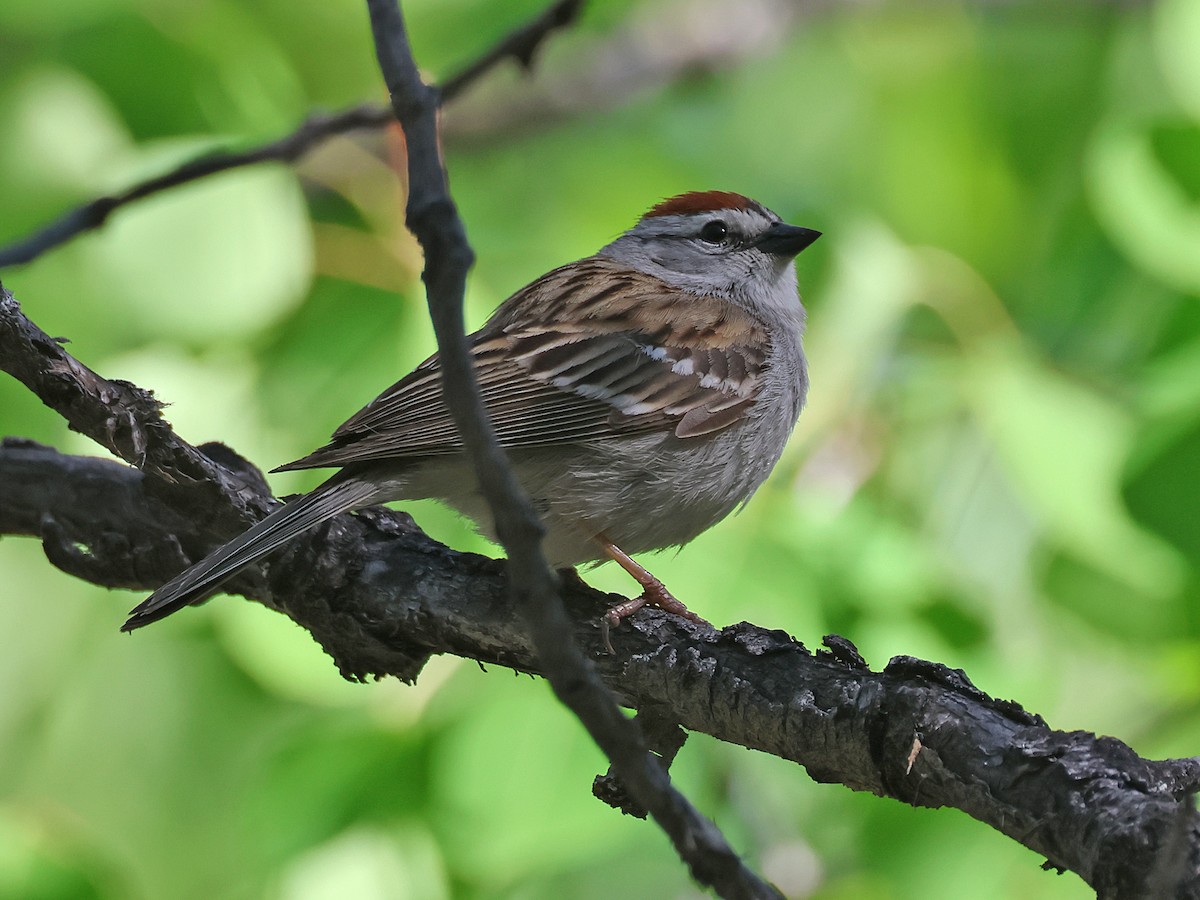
[
  {"xmin": 0, "ymin": 284, "xmax": 274, "ymax": 546},
  {"xmin": 3, "ymin": 439, "xmax": 1199, "ymax": 899},
  {"xmin": 362, "ymin": 2, "xmax": 776, "ymax": 897},
  {"xmin": 0, "ymin": 0, "xmax": 582, "ymax": 269}
]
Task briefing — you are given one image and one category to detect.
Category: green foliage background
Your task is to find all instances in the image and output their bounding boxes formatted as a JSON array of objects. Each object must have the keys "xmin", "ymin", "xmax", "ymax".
[{"xmin": 2, "ymin": 0, "xmax": 1199, "ymax": 897}]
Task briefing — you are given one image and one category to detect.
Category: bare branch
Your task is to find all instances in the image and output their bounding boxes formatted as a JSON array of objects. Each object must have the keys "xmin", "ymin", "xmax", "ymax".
[
  {"xmin": 442, "ymin": 0, "xmax": 806, "ymax": 143},
  {"xmin": 0, "ymin": 283, "xmax": 273, "ymax": 544},
  {"xmin": 440, "ymin": 0, "xmax": 584, "ymax": 102},
  {"xmin": 362, "ymin": 2, "xmax": 780, "ymax": 898},
  {"xmin": 0, "ymin": 106, "xmax": 391, "ymax": 268},
  {"xmin": 0, "ymin": 0, "xmax": 583, "ymax": 269},
  {"xmin": 4, "ymin": 438, "xmax": 1199, "ymax": 898}
]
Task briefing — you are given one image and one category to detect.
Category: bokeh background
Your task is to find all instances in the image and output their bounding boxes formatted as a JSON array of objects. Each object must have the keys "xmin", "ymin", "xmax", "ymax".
[{"xmin": 2, "ymin": 0, "xmax": 1199, "ymax": 897}]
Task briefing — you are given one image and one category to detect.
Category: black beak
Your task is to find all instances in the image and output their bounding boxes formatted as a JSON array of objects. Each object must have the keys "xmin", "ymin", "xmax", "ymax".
[{"xmin": 756, "ymin": 222, "xmax": 821, "ymax": 258}]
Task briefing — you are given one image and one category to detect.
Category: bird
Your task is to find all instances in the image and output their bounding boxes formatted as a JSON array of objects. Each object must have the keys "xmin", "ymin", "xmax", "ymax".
[{"xmin": 123, "ymin": 191, "xmax": 820, "ymax": 633}]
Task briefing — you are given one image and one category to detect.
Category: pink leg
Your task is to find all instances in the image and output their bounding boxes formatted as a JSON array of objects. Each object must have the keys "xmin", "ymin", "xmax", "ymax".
[{"xmin": 597, "ymin": 536, "xmax": 709, "ymax": 650}]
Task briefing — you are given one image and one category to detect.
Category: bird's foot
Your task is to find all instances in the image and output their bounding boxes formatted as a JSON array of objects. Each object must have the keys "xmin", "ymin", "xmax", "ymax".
[{"xmin": 596, "ymin": 536, "xmax": 709, "ymax": 652}]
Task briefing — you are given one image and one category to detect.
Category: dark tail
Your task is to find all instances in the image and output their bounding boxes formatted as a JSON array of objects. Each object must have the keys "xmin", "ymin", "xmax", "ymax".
[{"xmin": 122, "ymin": 476, "xmax": 382, "ymax": 632}]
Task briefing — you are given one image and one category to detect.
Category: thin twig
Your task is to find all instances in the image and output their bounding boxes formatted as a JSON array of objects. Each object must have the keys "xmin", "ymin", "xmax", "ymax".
[
  {"xmin": 440, "ymin": 0, "xmax": 584, "ymax": 102},
  {"xmin": 362, "ymin": 2, "xmax": 781, "ymax": 897},
  {"xmin": 0, "ymin": 0, "xmax": 583, "ymax": 269},
  {"xmin": 0, "ymin": 106, "xmax": 391, "ymax": 268}
]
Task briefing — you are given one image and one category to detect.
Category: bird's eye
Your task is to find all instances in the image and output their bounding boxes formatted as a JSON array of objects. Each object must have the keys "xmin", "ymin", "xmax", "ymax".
[{"xmin": 699, "ymin": 220, "xmax": 728, "ymax": 243}]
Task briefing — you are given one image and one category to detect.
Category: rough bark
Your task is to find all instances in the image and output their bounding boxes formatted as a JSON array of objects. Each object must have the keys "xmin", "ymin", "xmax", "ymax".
[{"xmin": 3, "ymin": 438, "xmax": 1198, "ymax": 898}]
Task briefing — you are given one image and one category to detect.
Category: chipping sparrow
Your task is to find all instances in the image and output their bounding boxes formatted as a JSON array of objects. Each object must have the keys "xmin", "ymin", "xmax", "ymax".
[{"xmin": 123, "ymin": 191, "xmax": 820, "ymax": 632}]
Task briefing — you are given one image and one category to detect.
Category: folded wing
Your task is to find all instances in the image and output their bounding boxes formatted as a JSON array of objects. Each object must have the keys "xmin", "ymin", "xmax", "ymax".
[{"xmin": 276, "ymin": 257, "xmax": 770, "ymax": 472}]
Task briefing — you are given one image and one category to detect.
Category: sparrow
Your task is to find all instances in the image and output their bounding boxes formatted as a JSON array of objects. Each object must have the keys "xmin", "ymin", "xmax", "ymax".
[{"xmin": 123, "ymin": 191, "xmax": 819, "ymax": 633}]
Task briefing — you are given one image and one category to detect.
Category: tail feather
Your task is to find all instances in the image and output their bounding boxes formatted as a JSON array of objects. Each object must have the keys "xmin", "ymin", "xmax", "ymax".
[{"xmin": 122, "ymin": 476, "xmax": 382, "ymax": 632}]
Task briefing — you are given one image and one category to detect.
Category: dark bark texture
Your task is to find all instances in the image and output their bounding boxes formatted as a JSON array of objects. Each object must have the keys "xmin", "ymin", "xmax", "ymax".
[{"xmin": 2, "ymin": 436, "xmax": 1199, "ymax": 898}]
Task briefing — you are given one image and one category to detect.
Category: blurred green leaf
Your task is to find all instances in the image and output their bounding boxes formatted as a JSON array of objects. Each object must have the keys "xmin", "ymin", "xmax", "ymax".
[
  {"xmin": 1125, "ymin": 419, "xmax": 1200, "ymax": 560},
  {"xmin": 95, "ymin": 151, "xmax": 313, "ymax": 345},
  {"xmin": 1151, "ymin": 121, "xmax": 1200, "ymax": 203}
]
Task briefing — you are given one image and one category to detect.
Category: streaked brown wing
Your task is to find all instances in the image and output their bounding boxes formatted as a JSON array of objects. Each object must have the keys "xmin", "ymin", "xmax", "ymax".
[{"xmin": 276, "ymin": 257, "xmax": 770, "ymax": 472}]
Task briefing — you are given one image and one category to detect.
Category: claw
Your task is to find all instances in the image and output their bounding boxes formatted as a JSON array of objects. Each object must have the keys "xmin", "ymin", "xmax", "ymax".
[{"xmin": 595, "ymin": 535, "xmax": 710, "ymax": 651}]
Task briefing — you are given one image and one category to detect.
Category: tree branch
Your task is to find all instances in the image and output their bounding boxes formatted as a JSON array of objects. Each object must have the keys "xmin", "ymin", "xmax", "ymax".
[
  {"xmin": 0, "ymin": 106, "xmax": 390, "ymax": 268},
  {"xmin": 439, "ymin": 0, "xmax": 584, "ymax": 102},
  {"xmin": 362, "ymin": 2, "xmax": 777, "ymax": 897},
  {"xmin": 4, "ymin": 438, "xmax": 1199, "ymax": 898},
  {"xmin": 0, "ymin": 284, "xmax": 273, "ymax": 542},
  {"xmin": 0, "ymin": 0, "xmax": 583, "ymax": 269}
]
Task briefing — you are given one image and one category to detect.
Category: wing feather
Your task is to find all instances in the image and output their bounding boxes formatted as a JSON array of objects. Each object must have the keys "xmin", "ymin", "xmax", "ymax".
[{"xmin": 275, "ymin": 257, "xmax": 772, "ymax": 472}]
